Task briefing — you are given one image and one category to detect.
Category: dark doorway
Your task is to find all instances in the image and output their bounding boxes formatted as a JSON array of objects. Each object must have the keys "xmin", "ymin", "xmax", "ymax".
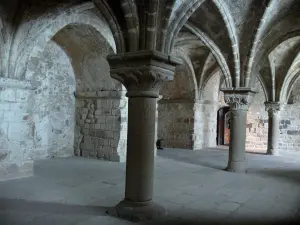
[{"xmin": 217, "ymin": 107, "xmax": 230, "ymax": 146}]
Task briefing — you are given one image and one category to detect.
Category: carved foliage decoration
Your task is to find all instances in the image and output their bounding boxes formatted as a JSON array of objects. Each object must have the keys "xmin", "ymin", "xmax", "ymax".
[
  {"xmin": 265, "ymin": 102, "xmax": 282, "ymax": 116},
  {"xmin": 111, "ymin": 69, "xmax": 171, "ymax": 97},
  {"xmin": 224, "ymin": 93, "xmax": 253, "ymax": 111}
]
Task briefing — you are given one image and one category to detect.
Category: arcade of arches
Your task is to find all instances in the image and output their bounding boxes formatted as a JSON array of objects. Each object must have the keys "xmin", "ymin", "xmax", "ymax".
[{"xmin": 1, "ymin": 0, "xmax": 300, "ymax": 223}]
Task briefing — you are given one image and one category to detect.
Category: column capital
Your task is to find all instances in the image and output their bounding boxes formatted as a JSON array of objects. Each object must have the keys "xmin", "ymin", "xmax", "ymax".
[
  {"xmin": 264, "ymin": 101, "xmax": 282, "ymax": 115},
  {"xmin": 221, "ymin": 88, "xmax": 257, "ymax": 111},
  {"xmin": 107, "ymin": 50, "xmax": 181, "ymax": 98}
]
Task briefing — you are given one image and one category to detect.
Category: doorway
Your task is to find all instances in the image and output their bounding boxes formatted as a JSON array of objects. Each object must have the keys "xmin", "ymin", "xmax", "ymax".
[{"xmin": 217, "ymin": 107, "xmax": 230, "ymax": 146}]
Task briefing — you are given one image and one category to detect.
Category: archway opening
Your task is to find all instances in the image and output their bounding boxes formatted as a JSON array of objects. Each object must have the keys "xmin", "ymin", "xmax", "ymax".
[
  {"xmin": 216, "ymin": 106, "xmax": 230, "ymax": 146},
  {"xmin": 25, "ymin": 23, "xmax": 127, "ymax": 162}
]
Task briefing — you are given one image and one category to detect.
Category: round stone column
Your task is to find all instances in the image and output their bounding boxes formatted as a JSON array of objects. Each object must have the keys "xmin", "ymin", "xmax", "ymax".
[
  {"xmin": 107, "ymin": 50, "xmax": 180, "ymax": 222},
  {"xmin": 227, "ymin": 107, "xmax": 248, "ymax": 172},
  {"xmin": 222, "ymin": 89, "xmax": 256, "ymax": 173},
  {"xmin": 265, "ymin": 102, "xmax": 281, "ymax": 155}
]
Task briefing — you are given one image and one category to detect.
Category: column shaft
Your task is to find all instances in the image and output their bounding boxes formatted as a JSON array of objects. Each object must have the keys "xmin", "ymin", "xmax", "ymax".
[
  {"xmin": 227, "ymin": 109, "xmax": 247, "ymax": 172},
  {"xmin": 125, "ymin": 97, "xmax": 156, "ymax": 202},
  {"xmin": 265, "ymin": 102, "xmax": 281, "ymax": 156}
]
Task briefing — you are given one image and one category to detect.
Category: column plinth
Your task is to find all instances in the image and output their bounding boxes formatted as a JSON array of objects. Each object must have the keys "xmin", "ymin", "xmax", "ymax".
[
  {"xmin": 107, "ymin": 50, "xmax": 180, "ymax": 222},
  {"xmin": 265, "ymin": 102, "xmax": 282, "ymax": 156},
  {"xmin": 222, "ymin": 88, "xmax": 256, "ymax": 173}
]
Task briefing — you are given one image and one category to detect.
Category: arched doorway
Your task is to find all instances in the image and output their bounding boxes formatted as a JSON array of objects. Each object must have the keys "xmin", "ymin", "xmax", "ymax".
[
  {"xmin": 24, "ymin": 23, "xmax": 128, "ymax": 162},
  {"xmin": 217, "ymin": 106, "xmax": 230, "ymax": 146}
]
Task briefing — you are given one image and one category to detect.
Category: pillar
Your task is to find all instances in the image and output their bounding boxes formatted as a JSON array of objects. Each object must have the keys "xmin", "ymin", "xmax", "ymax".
[
  {"xmin": 107, "ymin": 50, "xmax": 180, "ymax": 221},
  {"xmin": 222, "ymin": 89, "xmax": 256, "ymax": 173},
  {"xmin": 265, "ymin": 102, "xmax": 281, "ymax": 155}
]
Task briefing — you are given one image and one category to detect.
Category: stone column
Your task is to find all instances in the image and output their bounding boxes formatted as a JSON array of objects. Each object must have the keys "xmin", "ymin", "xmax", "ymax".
[
  {"xmin": 222, "ymin": 89, "xmax": 256, "ymax": 173},
  {"xmin": 107, "ymin": 50, "xmax": 180, "ymax": 221},
  {"xmin": 265, "ymin": 102, "xmax": 281, "ymax": 155}
]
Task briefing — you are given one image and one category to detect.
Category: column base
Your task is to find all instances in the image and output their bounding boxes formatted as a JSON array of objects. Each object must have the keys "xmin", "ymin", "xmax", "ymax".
[
  {"xmin": 115, "ymin": 199, "xmax": 166, "ymax": 222},
  {"xmin": 225, "ymin": 161, "xmax": 246, "ymax": 173},
  {"xmin": 266, "ymin": 150, "xmax": 279, "ymax": 156}
]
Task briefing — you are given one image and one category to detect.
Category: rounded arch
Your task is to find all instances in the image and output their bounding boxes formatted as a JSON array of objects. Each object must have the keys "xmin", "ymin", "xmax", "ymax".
[
  {"xmin": 24, "ymin": 19, "xmax": 128, "ymax": 161},
  {"xmin": 10, "ymin": 3, "xmax": 120, "ymax": 79},
  {"xmin": 185, "ymin": 23, "xmax": 232, "ymax": 88}
]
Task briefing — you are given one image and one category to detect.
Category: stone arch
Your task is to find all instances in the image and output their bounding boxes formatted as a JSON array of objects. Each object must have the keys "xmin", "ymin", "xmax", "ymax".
[
  {"xmin": 280, "ymin": 66, "xmax": 300, "ymax": 103},
  {"xmin": 10, "ymin": 2, "xmax": 122, "ymax": 79},
  {"xmin": 157, "ymin": 48, "xmax": 198, "ymax": 150},
  {"xmin": 160, "ymin": 49, "xmax": 197, "ymax": 100},
  {"xmin": 184, "ymin": 24, "xmax": 232, "ymax": 88},
  {"xmin": 200, "ymin": 69, "xmax": 222, "ymax": 102},
  {"xmin": 253, "ymin": 33, "xmax": 300, "ymax": 100},
  {"xmin": 23, "ymin": 21, "xmax": 127, "ymax": 162},
  {"xmin": 163, "ymin": 0, "xmax": 238, "ymax": 87},
  {"xmin": 249, "ymin": 15, "xmax": 300, "ymax": 87},
  {"xmin": 256, "ymin": 74, "xmax": 269, "ymax": 102}
]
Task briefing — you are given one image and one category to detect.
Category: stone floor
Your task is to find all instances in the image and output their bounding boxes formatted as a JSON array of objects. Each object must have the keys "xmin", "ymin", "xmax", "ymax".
[{"xmin": 1, "ymin": 147, "xmax": 300, "ymax": 225}]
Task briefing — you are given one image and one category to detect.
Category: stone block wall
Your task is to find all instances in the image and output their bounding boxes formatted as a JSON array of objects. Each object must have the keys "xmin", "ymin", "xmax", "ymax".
[
  {"xmin": 193, "ymin": 101, "xmax": 219, "ymax": 149},
  {"xmin": 0, "ymin": 78, "xmax": 36, "ymax": 181},
  {"xmin": 278, "ymin": 104, "xmax": 300, "ymax": 152},
  {"xmin": 158, "ymin": 100, "xmax": 195, "ymax": 149},
  {"xmin": 245, "ymin": 79, "xmax": 268, "ymax": 152},
  {"xmin": 244, "ymin": 77, "xmax": 300, "ymax": 154},
  {"xmin": 74, "ymin": 91, "xmax": 127, "ymax": 162}
]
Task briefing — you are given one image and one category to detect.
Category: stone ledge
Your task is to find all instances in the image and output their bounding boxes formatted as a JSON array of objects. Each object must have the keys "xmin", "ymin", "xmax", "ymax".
[
  {"xmin": 0, "ymin": 78, "xmax": 37, "ymax": 90},
  {"xmin": 81, "ymin": 151, "xmax": 126, "ymax": 163},
  {"xmin": 75, "ymin": 91, "xmax": 126, "ymax": 99}
]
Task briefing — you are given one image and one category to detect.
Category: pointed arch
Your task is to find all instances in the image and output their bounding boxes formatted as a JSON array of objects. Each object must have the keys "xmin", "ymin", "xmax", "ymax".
[
  {"xmin": 185, "ymin": 23, "xmax": 232, "ymax": 88},
  {"xmin": 163, "ymin": 0, "xmax": 238, "ymax": 87}
]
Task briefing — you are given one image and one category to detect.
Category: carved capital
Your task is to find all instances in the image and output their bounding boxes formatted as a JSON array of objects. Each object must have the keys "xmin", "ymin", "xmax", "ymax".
[
  {"xmin": 221, "ymin": 88, "xmax": 257, "ymax": 111},
  {"xmin": 107, "ymin": 50, "xmax": 181, "ymax": 98},
  {"xmin": 265, "ymin": 101, "xmax": 282, "ymax": 116}
]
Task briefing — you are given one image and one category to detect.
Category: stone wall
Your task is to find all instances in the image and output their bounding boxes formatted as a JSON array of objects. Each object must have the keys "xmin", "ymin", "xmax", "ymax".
[
  {"xmin": 158, "ymin": 64, "xmax": 195, "ymax": 149},
  {"xmin": 0, "ymin": 78, "xmax": 36, "ymax": 181},
  {"xmin": 158, "ymin": 100, "xmax": 195, "ymax": 149},
  {"xmin": 24, "ymin": 24, "xmax": 128, "ymax": 163},
  {"xmin": 198, "ymin": 71, "xmax": 222, "ymax": 149},
  {"xmin": 193, "ymin": 102, "xmax": 219, "ymax": 149},
  {"xmin": 279, "ymin": 77, "xmax": 300, "ymax": 152},
  {"xmin": 243, "ymin": 77, "xmax": 300, "ymax": 154},
  {"xmin": 26, "ymin": 41, "xmax": 76, "ymax": 160},
  {"xmin": 245, "ymin": 79, "xmax": 268, "ymax": 152},
  {"xmin": 74, "ymin": 91, "xmax": 127, "ymax": 162},
  {"xmin": 158, "ymin": 67, "xmax": 221, "ymax": 150},
  {"xmin": 0, "ymin": 22, "xmax": 129, "ymax": 180}
]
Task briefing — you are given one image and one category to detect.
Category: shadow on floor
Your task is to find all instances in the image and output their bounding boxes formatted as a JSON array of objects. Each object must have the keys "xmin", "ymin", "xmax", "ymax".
[
  {"xmin": 145, "ymin": 217, "xmax": 299, "ymax": 225},
  {"xmin": 0, "ymin": 198, "xmax": 298, "ymax": 225},
  {"xmin": 0, "ymin": 198, "xmax": 111, "ymax": 216},
  {"xmin": 157, "ymin": 148, "xmax": 228, "ymax": 170},
  {"xmin": 257, "ymin": 168, "xmax": 300, "ymax": 184}
]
